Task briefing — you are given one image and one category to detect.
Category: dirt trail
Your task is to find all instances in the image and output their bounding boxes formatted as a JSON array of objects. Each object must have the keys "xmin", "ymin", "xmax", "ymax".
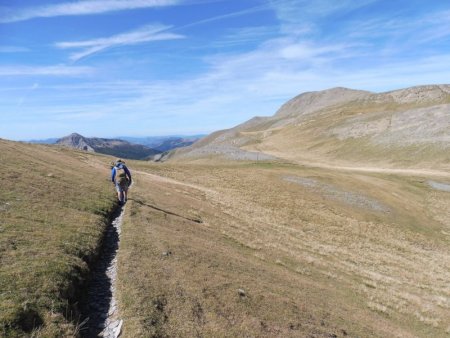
[
  {"xmin": 309, "ymin": 162, "xmax": 450, "ymax": 178},
  {"xmin": 254, "ymin": 148, "xmax": 450, "ymax": 178},
  {"xmin": 82, "ymin": 207, "xmax": 123, "ymax": 338},
  {"xmin": 85, "ymin": 150, "xmax": 450, "ymax": 179}
]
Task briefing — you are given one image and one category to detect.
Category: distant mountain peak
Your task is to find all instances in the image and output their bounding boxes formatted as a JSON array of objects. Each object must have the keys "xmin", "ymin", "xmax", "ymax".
[
  {"xmin": 65, "ymin": 132, "xmax": 87, "ymax": 141},
  {"xmin": 68, "ymin": 132, "xmax": 83, "ymax": 137},
  {"xmin": 56, "ymin": 133, "xmax": 158, "ymax": 160},
  {"xmin": 57, "ymin": 133, "xmax": 94, "ymax": 152}
]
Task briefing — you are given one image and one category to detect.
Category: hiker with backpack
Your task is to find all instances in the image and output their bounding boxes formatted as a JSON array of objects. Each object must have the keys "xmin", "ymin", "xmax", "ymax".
[{"xmin": 111, "ymin": 159, "xmax": 132, "ymax": 205}]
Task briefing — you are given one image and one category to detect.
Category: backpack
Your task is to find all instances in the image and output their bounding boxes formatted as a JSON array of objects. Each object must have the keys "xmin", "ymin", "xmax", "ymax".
[{"xmin": 115, "ymin": 165, "xmax": 128, "ymax": 188}]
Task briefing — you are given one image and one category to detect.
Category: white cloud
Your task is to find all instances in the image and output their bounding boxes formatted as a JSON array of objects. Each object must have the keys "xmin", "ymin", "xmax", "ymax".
[
  {"xmin": 17, "ymin": 83, "xmax": 40, "ymax": 107},
  {"xmin": 210, "ymin": 26, "xmax": 280, "ymax": 48},
  {"xmin": 6, "ymin": 47, "xmax": 450, "ymax": 139},
  {"xmin": 80, "ymin": 34, "xmax": 450, "ymax": 129},
  {"xmin": 4, "ymin": 0, "xmax": 450, "ymax": 139},
  {"xmin": 176, "ymin": 3, "xmax": 270, "ymax": 30},
  {"xmin": 0, "ymin": 65, "xmax": 94, "ymax": 76},
  {"xmin": 55, "ymin": 24, "xmax": 184, "ymax": 61},
  {"xmin": 0, "ymin": 46, "xmax": 30, "ymax": 53},
  {"xmin": 345, "ymin": 10, "xmax": 450, "ymax": 43},
  {"xmin": 269, "ymin": 0, "xmax": 378, "ymax": 21},
  {"xmin": 278, "ymin": 42, "xmax": 352, "ymax": 60},
  {"xmin": 268, "ymin": 0, "xmax": 379, "ymax": 35},
  {"xmin": 0, "ymin": 0, "xmax": 178, "ymax": 23}
]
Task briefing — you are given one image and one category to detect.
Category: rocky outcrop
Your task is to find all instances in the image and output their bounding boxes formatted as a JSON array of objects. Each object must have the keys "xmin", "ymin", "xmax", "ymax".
[{"xmin": 57, "ymin": 133, "xmax": 95, "ymax": 152}]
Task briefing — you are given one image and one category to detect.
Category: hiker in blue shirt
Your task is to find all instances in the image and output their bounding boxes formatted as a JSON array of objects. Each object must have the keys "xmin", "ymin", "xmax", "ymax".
[{"xmin": 111, "ymin": 159, "xmax": 132, "ymax": 205}]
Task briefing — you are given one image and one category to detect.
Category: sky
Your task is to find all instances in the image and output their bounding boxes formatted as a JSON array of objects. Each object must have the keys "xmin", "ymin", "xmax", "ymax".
[{"xmin": 1, "ymin": 0, "xmax": 450, "ymax": 140}]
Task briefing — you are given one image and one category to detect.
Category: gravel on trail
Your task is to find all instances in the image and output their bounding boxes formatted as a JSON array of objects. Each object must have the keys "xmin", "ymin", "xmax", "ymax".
[{"xmin": 81, "ymin": 207, "xmax": 124, "ymax": 338}]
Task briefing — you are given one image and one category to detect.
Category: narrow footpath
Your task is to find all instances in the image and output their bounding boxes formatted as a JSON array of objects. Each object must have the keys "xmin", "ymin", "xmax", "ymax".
[{"xmin": 81, "ymin": 207, "xmax": 124, "ymax": 338}]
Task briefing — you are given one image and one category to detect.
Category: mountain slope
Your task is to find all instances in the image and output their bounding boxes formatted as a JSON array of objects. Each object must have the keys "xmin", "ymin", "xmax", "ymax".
[
  {"xmin": 0, "ymin": 139, "xmax": 116, "ymax": 337},
  {"xmin": 56, "ymin": 133, "xmax": 159, "ymax": 160},
  {"xmin": 118, "ymin": 135, "xmax": 204, "ymax": 152},
  {"xmin": 170, "ymin": 85, "xmax": 450, "ymax": 168},
  {"xmin": 153, "ymin": 137, "xmax": 200, "ymax": 152}
]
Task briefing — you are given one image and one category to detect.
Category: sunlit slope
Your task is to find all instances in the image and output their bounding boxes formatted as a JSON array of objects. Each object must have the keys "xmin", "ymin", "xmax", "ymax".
[
  {"xmin": 0, "ymin": 139, "xmax": 116, "ymax": 337},
  {"xmin": 171, "ymin": 85, "xmax": 450, "ymax": 168},
  {"xmin": 117, "ymin": 162, "xmax": 450, "ymax": 337}
]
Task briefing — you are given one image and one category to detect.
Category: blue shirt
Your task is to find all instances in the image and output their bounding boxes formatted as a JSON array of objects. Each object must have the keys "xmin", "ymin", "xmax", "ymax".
[{"xmin": 111, "ymin": 164, "xmax": 131, "ymax": 183}]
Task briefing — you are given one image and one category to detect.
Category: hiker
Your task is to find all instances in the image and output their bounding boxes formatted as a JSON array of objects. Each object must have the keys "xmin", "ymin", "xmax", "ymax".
[{"xmin": 111, "ymin": 159, "xmax": 132, "ymax": 205}]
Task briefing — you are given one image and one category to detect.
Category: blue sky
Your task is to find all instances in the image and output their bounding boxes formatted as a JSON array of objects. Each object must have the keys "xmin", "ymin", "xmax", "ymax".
[{"xmin": 1, "ymin": 0, "xmax": 450, "ymax": 140}]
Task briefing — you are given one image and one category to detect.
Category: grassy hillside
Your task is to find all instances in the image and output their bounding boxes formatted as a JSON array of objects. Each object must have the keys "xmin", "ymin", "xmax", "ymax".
[
  {"xmin": 0, "ymin": 140, "xmax": 116, "ymax": 337},
  {"xmin": 249, "ymin": 99, "xmax": 450, "ymax": 169},
  {"xmin": 116, "ymin": 161, "xmax": 450, "ymax": 337},
  {"xmin": 170, "ymin": 86, "xmax": 450, "ymax": 170}
]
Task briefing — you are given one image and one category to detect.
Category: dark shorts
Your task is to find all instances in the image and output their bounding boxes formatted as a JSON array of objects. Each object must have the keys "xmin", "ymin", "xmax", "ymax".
[{"xmin": 115, "ymin": 181, "xmax": 129, "ymax": 193}]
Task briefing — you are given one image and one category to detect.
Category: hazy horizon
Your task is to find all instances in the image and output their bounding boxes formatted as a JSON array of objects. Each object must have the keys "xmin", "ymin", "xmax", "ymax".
[{"xmin": 21, "ymin": 133, "xmax": 207, "ymax": 144}]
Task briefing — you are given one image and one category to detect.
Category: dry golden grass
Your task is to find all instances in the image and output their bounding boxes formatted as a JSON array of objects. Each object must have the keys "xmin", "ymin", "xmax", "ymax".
[
  {"xmin": 178, "ymin": 92, "xmax": 450, "ymax": 170},
  {"xmin": 0, "ymin": 139, "xmax": 116, "ymax": 337},
  {"xmin": 2, "ymin": 136, "xmax": 448, "ymax": 337},
  {"xmin": 116, "ymin": 161, "xmax": 450, "ymax": 337}
]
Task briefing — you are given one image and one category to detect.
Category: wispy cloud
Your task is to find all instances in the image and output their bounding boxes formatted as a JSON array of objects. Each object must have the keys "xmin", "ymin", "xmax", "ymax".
[
  {"xmin": 269, "ymin": 0, "xmax": 378, "ymax": 20},
  {"xmin": 4, "ymin": 0, "xmax": 450, "ymax": 140},
  {"xmin": 17, "ymin": 83, "xmax": 39, "ymax": 107},
  {"xmin": 55, "ymin": 24, "xmax": 184, "ymax": 61},
  {"xmin": 0, "ymin": 0, "xmax": 178, "ymax": 23},
  {"xmin": 211, "ymin": 26, "xmax": 280, "ymax": 48},
  {"xmin": 174, "ymin": 2, "xmax": 272, "ymax": 31},
  {"xmin": 76, "ymin": 31, "xmax": 450, "ymax": 131},
  {"xmin": 405, "ymin": 11, "xmax": 450, "ymax": 46},
  {"xmin": 0, "ymin": 46, "xmax": 30, "ymax": 53},
  {"xmin": 0, "ymin": 65, "xmax": 94, "ymax": 76},
  {"xmin": 340, "ymin": 9, "xmax": 450, "ymax": 59},
  {"xmin": 268, "ymin": 0, "xmax": 379, "ymax": 35}
]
